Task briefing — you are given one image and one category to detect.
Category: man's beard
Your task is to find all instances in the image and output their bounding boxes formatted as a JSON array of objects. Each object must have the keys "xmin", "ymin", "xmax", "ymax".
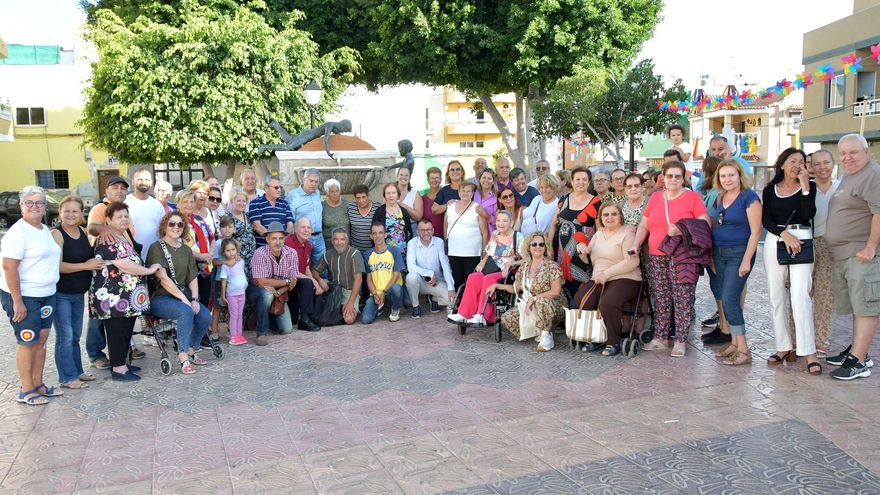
[{"xmin": 137, "ymin": 185, "xmax": 151, "ymax": 194}]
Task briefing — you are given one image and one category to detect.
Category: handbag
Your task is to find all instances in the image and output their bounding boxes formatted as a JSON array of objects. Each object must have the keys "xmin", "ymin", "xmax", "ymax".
[
  {"xmin": 776, "ymin": 202, "xmax": 814, "ymax": 265},
  {"xmin": 270, "ymin": 291, "xmax": 288, "ymax": 315},
  {"xmin": 158, "ymin": 240, "xmax": 193, "ymax": 301},
  {"xmin": 516, "ymin": 289, "xmax": 540, "ymax": 341},
  {"xmin": 314, "ymin": 283, "xmax": 345, "ymax": 326},
  {"xmin": 564, "ymin": 284, "xmax": 607, "ymax": 343}
]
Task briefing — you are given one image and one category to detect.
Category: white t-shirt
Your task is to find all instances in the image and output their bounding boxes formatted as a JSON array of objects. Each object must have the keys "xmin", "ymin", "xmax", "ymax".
[
  {"xmin": 218, "ymin": 260, "xmax": 248, "ymax": 296},
  {"xmin": 521, "ymin": 196, "xmax": 558, "ymax": 236},
  {"xmin": 125, "ymin": 193, "xmax": 167, "ymax": 259},
  {"xmin": 0, "ymin": 220, "xmax": 61, "ymax": 297},
  {"xmin": 673, "ymin": 141, "xmax": 695, "ymax": 172}
]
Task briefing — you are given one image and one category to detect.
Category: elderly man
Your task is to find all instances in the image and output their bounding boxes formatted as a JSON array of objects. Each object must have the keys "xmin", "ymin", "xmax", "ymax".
[
  {"xmin": 286, "ymin": 168, "xmax": 325, "ymax": 264},
  {"xmin": 468, "ymin": 157, "xmax": 488, "ymax": 185},
  {"xmin": 709, "ymin": 135, "xmax": 753, "ymax": 175},
  {"xmin": 495, "ymin": 157, "xmax": 513, "ymax": 190},
  {"xmin": 362, "ymin": 223, "xmax": 405, "ymax": 324},
  {"xmin": 248, "ymin": 177, "xmax": 293, "ymax": 247},
  {"xmin": 826, "ymin": 134, "xmax": 880, "ymax": 380},
  {"xmin": 248, "ymin": 222, "xmax": 298, "ymax": 345},
  {"xmin": 283, "ymin": 217, "xmax": 325, "ymax": 331},
  {"xmin": 239, "ymin": 168, "xmax": 264, "ymax": 211},
  {"xmin": 527, "ymin": 159, "xmax": 551, "ymax": 188},
  {"xmin": 125, "ymin": 167, "xmax": 166, "ymax": 259},
  {"xmin": 510, "ymin": 167, "xmax": 540, "ymax": 207},
  {"xmin": 405, "ymin": 219, "xmax": 456, "ymax": 318},
  {"xmin": 154, "ymin": 180, "xmax": 175, "ymax": 213},
  {"xmin": 314, "ymin": 228, "xmax": 365, "ymax": 324}
]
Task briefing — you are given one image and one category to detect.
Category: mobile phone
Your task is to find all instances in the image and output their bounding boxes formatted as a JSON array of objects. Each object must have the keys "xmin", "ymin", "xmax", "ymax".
[
  {"xmin": 423, "ymin": 276, "xmax": 432, "ymax": 282},
  {"xmin": 627, "ymin": 249, "xmax": 636, "ymax": 255}
]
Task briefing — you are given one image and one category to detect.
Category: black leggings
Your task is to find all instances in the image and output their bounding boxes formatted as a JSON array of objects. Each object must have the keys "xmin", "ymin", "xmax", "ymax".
[
  {"xmin": 449, "ymin": 256, "xmax": 481, "ymax": 291},
  {"xmin": 103, "ymin": 316, "xmax": 136, "ymax": 367}
]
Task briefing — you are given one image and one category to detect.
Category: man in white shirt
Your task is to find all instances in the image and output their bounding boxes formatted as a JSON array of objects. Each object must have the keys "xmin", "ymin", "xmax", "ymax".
[
  {"xmin": 405, "ymin": 219, "xmax": 456, "ymax": 318},
  {"xmin": 125, "ymin": 167, "xmax": 167, "ymax": 259},
  {"xmin": 527, "ymin": 159, "xmax": 551, "ymax": 188}
]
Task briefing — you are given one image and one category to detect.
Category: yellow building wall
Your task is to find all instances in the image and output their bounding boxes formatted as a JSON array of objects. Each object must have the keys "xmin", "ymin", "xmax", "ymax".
[{"xmin": 0, "ymin": 106, "xmax": 115, "ymax": 192}]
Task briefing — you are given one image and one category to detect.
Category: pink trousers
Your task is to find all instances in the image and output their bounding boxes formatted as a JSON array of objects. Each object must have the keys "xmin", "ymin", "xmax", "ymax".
[{"xmin": 457, "ymin": 272, "xmax": 505, "ymax": 322}]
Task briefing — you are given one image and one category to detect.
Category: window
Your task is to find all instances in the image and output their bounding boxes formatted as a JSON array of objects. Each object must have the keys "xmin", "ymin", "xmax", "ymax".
[
  {"xmin": 35, "ymin": 170, "xmax": 69, "ymax": 189},
  {"xmin": 856, "ymin": 71, "xmax": 876, "ymax": 101},
  {"xmin": 827, "ymin": 74, "xmax": 845, "ymax": 109},
  {"xmin": 153, "ymin": 163, "xmax": 204, "ymax": 190},
  {"xmin": 15, "ymin": 107, "xmax": 46, "ymax": 126},
  {"xmin": 475, "ymin": 110, "xmax": 485, "ymax": 121},
  {"xmin": 459, "ymin": 141, "xmax": 475, "ymax": 148},
  {"xmin": 475, "ymin": 141, "xmax": 485, "ymax": 148},
  {"xmin": 790, "ymin": 111, "xmax": 802, "ymax": 132}
]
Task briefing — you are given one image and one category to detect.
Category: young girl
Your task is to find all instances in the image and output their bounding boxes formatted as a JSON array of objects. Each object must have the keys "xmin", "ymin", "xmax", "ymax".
[{"xmin": 218, "ymin": 238, "xmax": 248, "ymax": 345}]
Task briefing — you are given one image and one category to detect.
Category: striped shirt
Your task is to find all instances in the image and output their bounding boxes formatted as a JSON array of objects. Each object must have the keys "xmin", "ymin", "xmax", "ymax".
[
  {"xmin": 250, "ymin": 245, "xmax": 299, "ymax": 280},
  {"xmin": 247, "ymin": 195, "xmax": 294, "ymax": 247},
  {"xmin": 347, "ymin": 201, "xmax": 379, "ymax": 252}
]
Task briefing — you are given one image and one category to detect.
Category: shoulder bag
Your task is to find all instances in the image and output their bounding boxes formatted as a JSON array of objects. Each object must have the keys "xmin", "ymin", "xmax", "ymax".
[
  {"xmin": 157, "ymin": 240, "xmax": 193, "ymax": 301},
  {"xmin": 776, "ymin": 200, "xmax": 814, "ymax": 265},
  {"xmin": 564, "ymin": 283, "xmax": 607, "ymax": 344},
  {"xmin": 269, "ymin": 259, "xmax": 289, "ymax": 315}
]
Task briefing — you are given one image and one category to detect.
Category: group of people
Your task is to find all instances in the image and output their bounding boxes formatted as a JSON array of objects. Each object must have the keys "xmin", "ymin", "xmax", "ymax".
[{"xmin": 2, "ymin": 132, "xmax": 878, "ymax": 404}]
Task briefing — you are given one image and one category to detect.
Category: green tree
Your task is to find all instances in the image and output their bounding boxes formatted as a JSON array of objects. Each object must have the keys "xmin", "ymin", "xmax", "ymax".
[
  {"xmin": 533, "ymin": 59, "xmax": 688, "ymax": 167},
  {"xmin": 80, "ymin": 2, "xmax": 358, "ymax": 178}
]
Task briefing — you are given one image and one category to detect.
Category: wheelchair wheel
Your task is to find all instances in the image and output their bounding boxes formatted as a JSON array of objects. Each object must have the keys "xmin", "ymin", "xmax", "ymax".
[
  {"xmin": 458, "ymin": 323, "xmax": 467, "ymax": 335},
  {"xmin": 494, "ymin": 322, "xmax": 502, "ymax": 342},
  {"xmin": 621, "ymin": 338, "xmax": 631, "ymax": 355},
  {"xmin": 213, "ymin": 344, "xmax": 225, "ymax": 360},
  {"xmin": 631, "ymin": 340, "xmax": 642, "ymax": 356},
  {"xmin": 160, "ymin": 358, "xmax": 172, "ymax": 376},
  {"xmin": 639, "ymin": 328, "xmax": 654, "ymax": 344}
]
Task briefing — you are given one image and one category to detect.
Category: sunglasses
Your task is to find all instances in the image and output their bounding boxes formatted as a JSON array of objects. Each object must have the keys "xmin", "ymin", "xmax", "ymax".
[
  {"xmin": 449, "ymin": 168, "xmax": 463, "ymax": 173},
  {"xmin": 270, "ymin": 185, "xmax": 282, "ymax": 189},
  {"xmin": 530, "ymin": 241, "xmax": 545, "ymax": 247},
  {"xmin": 208, "ymin": 196, "xmax": 222, "ymax": 202},
  {"xmin": 168, "ymin": 221, "xmax": 186, "ymax": 228},
  {"xmin": 664, "ymin": 174, "xmax": 684, "ymax": 180},
  {"xmin": 500, "ymin": 194, "xmax": 515, "ymax": 200},
  {"xmin": 537, "ymin": 167, "xmax": 549, "ymax": 171}
]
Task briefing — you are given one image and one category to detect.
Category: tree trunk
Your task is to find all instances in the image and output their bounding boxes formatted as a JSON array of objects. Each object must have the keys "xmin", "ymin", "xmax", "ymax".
[
  {"xmin": 201, "ymin": 162, "xmax": 218, "ymax": 179},
  {"xmin": 514, "ymin": 92, "xmax": 527, "ymax": 170},
  {"xmin": 479, "ymin": 92, "xmax": 524, "ymax": 169},
  {"xmin": 254, "ymin": 159, "xmax": 273, "ymax": 186},
  {"xmin": 223, "ymin": 159, "xmax": 237, "ymax": 183},
  {"xmin": 525, "ymin": 84, "xmax": 546, "ymax": 175}
]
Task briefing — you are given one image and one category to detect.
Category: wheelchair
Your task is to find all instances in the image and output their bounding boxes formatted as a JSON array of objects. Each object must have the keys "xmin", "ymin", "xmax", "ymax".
[{"xmin": 448, "ymin": 270, "xmax": 518, "ymax": 342}]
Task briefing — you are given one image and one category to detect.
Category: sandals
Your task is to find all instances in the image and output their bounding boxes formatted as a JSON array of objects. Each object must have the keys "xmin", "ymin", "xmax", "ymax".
[
  {"xmin": 808, "ymin": 361, "xmax": 823, "ymax": 376},
  {"xmin": 61, "ymin": 380, "xmax": 89, "ymax": 390},
  {"xmin": 189, "ymin": 353, "xmax": 207, "ymax": 366},
  {"xmin": 79, "ymin": 373, "xmax": 96, "ymax": 382},
  {"xmin": 16, "ymin": 389, "xmax": 49, "ymax": 406},
  {"xmin": 722, "ymin": 351, "xmax": 753, "ymax": 366},
  {"xmin": 34, "ymin": 384, "xmax": 63, "ymax": 397},
  {"xmin": 179, "ymin": 359, "xmax": 196, "ymax": 375},
  {"xmin": 767, "ymin": 351, "xmax": 797, "ymax": 365},
  {"xmin": 715, "ymin": 345, "xmax": 738, "ymax": 358}
]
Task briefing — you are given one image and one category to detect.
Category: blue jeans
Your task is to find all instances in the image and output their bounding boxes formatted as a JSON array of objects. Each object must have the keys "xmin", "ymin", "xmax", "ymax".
[
  {"xmin": 246, "ymin": 285, "xmax": 293, "ymax": 336},
  {"xmin": 361, "ymin": 284, "xmax": 402, "ymax": 324},
  {"xmin": 86, "ymin": 317, "xmax": 107, "ymax": 362},
  {"xmin": 310, "ymin": 234, "xmax": 326, "ymax": 266},
  {"xmin": 53, "ymin": 292, "xmax": 86, "ymax": 383},
  {"xmin": 150, "ymin": 296, "xmax": 211, "ymax": 354},
  {"xmin": 709, "ymin": 245, "xmax": 754, "ymax": 336}
]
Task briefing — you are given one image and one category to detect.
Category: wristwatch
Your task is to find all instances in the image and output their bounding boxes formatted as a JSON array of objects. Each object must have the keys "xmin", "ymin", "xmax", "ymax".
[{"xmin": 285, "ymin": 278, "xmax": 291, "ymax": 286}]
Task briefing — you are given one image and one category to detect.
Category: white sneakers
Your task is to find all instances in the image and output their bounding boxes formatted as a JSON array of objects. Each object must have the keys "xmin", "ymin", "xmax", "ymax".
[
  {"xmin": 448, "ymin": 313, "xmax": 466, "ymax": 323},
  {"xmin": 390, "ymin": 309, "xmax": 401, "ymax": 322},
  {"xmin": 536, "ymin": 331, "xmax": 554, "ymax": 352},
  {"xmin": 466, "ymin": 315, "xmax": 487, "ymax": 326}
]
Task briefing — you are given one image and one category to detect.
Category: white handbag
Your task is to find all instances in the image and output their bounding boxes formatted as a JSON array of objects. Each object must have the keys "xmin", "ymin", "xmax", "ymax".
[
  {"xmin": 565, "ymin": 284, "xmax": 607, "ymax": 343},
  {"xmin": 516, "ymin": 290, "xmax": 541, "ymax": 341}
]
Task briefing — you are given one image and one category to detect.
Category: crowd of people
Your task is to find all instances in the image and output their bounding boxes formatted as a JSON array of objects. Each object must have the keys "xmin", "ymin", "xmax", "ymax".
[{"xmin": 2, "ymin": 132, "xmax": 878, "ymax": 404}]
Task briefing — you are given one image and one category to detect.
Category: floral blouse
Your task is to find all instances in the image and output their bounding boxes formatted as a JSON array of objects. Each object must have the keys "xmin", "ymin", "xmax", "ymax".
[
  {"xmin": 227, "ymin": 213, "xmax": 256, "ymax": 280},
  {"xmin": 516, "ymin": 258, "xmax": 566, "ymax": 306},
  {"xmin": 485, "ymin": 231, "xmax": 524, "ymax": 267},
  {"xmin": 621, "ymin": 197, "xmax": 648, "ymax": 226},
  {"xmin": 89, "ymin": 239, "xmax": 150, "ymax": 319},
  {"xmin": 385, "ymin": 207, "xmax": 407, "ymax": 259}
]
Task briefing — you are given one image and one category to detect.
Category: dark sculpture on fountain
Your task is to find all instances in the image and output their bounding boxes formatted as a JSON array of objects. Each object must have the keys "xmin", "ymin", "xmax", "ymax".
[{"xmin": 257, "ymin": 119, "xmax": 353, "ymax": 159}]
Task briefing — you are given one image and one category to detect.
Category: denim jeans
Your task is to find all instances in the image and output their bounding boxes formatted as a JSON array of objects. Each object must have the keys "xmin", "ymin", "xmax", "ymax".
[
  {"xmin": 53, "ymin": 292, "xmax": 86, "ymax": 383},
  {"xmin": 150, "ymin": 296, "xmax": 211, "ymax": 354},
  {"xmin": 709, "ymin": 245, "xmax": 754, "ymax": 336},
  {"xmin": 246, "ymin": 285, "xmax": 293, "ymax": 336},
  {"xmin": 310, "ymin": 234, "xmax": 326, "ymax": 266},
  {"xmin": 361, "ymin": 284, "xmax": 402, "ymax": 324},
  {"xmin": 85, "ymin": 317, "xmax": 107, "ymax": 362}
]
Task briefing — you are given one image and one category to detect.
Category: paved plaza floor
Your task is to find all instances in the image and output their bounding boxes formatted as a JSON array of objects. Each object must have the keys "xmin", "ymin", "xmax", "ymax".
[{"xmin": 1, "ymin": 251, "xmax": 880, "ymax": 494}]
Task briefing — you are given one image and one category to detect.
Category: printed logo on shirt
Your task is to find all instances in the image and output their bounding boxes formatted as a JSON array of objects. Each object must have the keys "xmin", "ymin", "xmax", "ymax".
[
  {"xmin": 20, "ymin": 329, "xmax": 35, "ymax": 342},
  {"xmin": 40, "ymin": 306, "xmax": 52, "ymax": 318},
  {"xmin": 369, "ymin": 261, "xmax": 394, "ymax": 272}
]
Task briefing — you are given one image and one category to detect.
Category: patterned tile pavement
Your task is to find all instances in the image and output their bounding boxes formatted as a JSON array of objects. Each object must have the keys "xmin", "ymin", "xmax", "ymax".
[{"xmin": 0, "ymin": 250, "xmax": 879, "ymax": 494}]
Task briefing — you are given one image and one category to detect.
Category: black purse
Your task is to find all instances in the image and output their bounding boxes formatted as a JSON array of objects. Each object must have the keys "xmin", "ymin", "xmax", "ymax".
[{"xmin": 776, "ymin": 202, "xmax": 814, "ymax": 265}]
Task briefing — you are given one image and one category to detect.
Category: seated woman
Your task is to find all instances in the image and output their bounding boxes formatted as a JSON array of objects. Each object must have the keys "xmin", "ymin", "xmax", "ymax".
[
  {"xmin": 449, "ymin": 210, "xmax": 522, "ymax": 326},
  {"xmin": 146, "ymin": 211, "xmax": 213, "ymax": 375},
  {"xmin": 571, "ymin": 203, "xmax": 642, "ymax": 356},
  {"xmin": 490, "ymin": 232, "xmax": 565, "ymax": 352}
]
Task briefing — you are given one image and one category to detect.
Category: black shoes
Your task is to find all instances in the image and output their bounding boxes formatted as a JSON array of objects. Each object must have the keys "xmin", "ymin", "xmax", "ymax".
[
  {"xmin": 827, "ymin": 345, "xmax": 874, "ymax": 367},
  {"xmin": 830, "ymin": 354, "xmax": 872, "ymax": 380},
  {"xmin": 298, "ymin": 317, "xmax": 321, "ymax": 332},
  {"xmin": 701, "ymin": 311, "xmax": 720, "ymax": 327},
  {"xmin": 701, "ymin": 327, "xmax": 732, "ymax": 344},
  {"xmin": 111, "ymin": 370, "xmax": 141, "ymax": 382},
  {"xmin": 412, "ymin": 307, "xmax": 422, "ymax": 319},
  {"xmin": 429, "ymin": 297, "xmax": 440, "ymax": 313}
]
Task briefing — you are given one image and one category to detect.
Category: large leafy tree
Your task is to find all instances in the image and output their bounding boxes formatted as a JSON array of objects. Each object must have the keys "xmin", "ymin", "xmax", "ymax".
[
  {"xmin": 80, "ymin": 1, "xmax": 358, "ymax": 177},
  {"xmin": 533, "ymin": 59, "xmax": 688, "ymax": 167}
]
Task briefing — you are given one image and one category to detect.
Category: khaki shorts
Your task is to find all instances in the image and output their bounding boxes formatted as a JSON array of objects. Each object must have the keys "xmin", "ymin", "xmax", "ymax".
[
  {"xmin": 833, "ymin": 256, "xmax": 880, "ymax": 316},
  {"xmin": 342, "ymin": 288, "xmax": 360, "ymax": 314}
]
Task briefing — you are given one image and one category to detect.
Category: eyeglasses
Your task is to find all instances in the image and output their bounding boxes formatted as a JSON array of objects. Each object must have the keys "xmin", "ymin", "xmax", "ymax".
[
  {"xmin": 449, "ymin": 168, "xmax": 463, "ymax": 172},
  {"xmin": 601, "ymin": 212, "xmax": 620, "ymax": 217},
  {"xmin": 612, "ymin": 176, "xmax": 625, "ymax": 182},
  {"xmin": 208, "ymin": 196, "xmax": 222, "ymax": 202},
  {"xmin": 23, "ymin": 200, "xmax": 46, "ymax": 208},
  {"xmin": 593, "ymin": 178, "xmax": 609, "ymax": 183},
  {"xmin": 417, "ymin": 228, "xmax": 433, "ymax": 232},
  {"xmin": 500, "ymin": 194, "xmax": 515, "ymax": 200},
  {"xmin": 664, "ymin": 174, "xmax": 683, "ymax": 180},
  {"xmin": 167, "ymin": 221, "xmax": 185, "ymax": 228},
  {"xmin": 537, "ymin": 167, "xmax": 549, "ymax": 171},
  {"xmin": 530, "ymin": 241, "xmax": 545, "ymax": 247},
  {"xmin": 270, "ymin": 185, "xmax": 282, "ymax": 189}
]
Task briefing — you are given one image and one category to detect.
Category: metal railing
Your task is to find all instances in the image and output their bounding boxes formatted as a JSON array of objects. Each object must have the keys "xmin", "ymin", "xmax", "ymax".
[{"xmin": 853, "ymin": 97, "xmax": 880, "ymax": 118}]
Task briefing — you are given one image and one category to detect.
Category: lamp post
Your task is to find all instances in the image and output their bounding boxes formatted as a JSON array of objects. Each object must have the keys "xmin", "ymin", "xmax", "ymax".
[{"xmin": 304, "ymin": 80, "xmax": 322, "ymax": 128}]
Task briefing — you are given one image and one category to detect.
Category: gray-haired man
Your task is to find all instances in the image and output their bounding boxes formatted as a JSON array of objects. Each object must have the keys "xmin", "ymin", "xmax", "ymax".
[
  {"xmin": 287, "ymin": 168, "xmax": 325, "ymax": 264},
  {"xmin": 314, "ymin": 228, "xmax": 365, "ymax": 325}
]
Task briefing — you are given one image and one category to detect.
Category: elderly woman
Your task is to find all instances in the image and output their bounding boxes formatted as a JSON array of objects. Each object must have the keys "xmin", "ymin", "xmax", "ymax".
[
  {"xmin": 449, "ymin": 210, "xmax": 523, "ymax": 325},
  {"xmin": 621, "ymin": 173, "xmax": 648, "ymax": 227},
  {"xmin": 762, "ymin": 148, "xmax": 819, "ymax": 373},
  {"xmin": 89, "ymin": 202, "xmax": 160, "ymax": 382},
  {"xmin": 0, "ymin": 186, "xmax": 63, "ymax": 404},
  {"xmin": 147, "ymin": 211, "xmax": 213, "ymax": 375},
  {"xmin": 420, "ymin": 167, "xmax": 445, "ymax": 235},
  {"xmin": 52, "ymin": 196, "xmax": 105, "ymax": 390},
  {"xmin": 176, "ymin": 190, "xmax": 215, "ymax": 307},
  {"xmin": 189, "ymin": 179, "xmax": 216, "ymax": 237},
  {"xmin": 474, "ymin": 169, "xmax": 498, "ymax": 233},
  {"xmin": 373, "ymin": 182, "xmax": 414, "ymax": 263},
  {"xmin": 521, "ymin": 174, "xmax": 560, "ymax": 236},
  {"xmin": 592, "ymin": 170, "xmax": 613, "ymax": 202},
  {"xmin": 491, "ymin": 232, "xmax": 565, "ymax": 352},
  {"xmin": 321, "ymin": 179, "xmax": 350, "ymax": 250},
  {"xmin": 609, "ymin": 169, "xmax": 628, "ymax": 202},
  {"xmin": 155, "ymin": 180, "xmax": 175, "ymax": 213},
  {"xmin": 631, "ymin": 160, "xmax": 710, "ymax": 357},
  {"xmin": 572, "ymin": 203, "xmax": 641, "ymax": 356},
  {"xmin": 431, "ymin": 160, "xmax": 465, "ymax": 217},
  {"xmin": 556, "ymin": 170, "xmax": 573, "ymax": 196},
  {"xmin": 548, "ymin": 166, "xmax": 601, "ymax": 295},
  {"xmin": 445, "ymin": 182, "xmax": 489, "ymax": 289},
  {"xmin": 225, "ymin": 187, "xmax": 257, "ymax": 281},
  {"xmin": 396, "ymin": 167, "xmax": 423, "ymax": 229}
]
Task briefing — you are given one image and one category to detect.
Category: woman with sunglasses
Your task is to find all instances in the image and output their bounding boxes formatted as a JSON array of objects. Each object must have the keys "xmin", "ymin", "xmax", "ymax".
[
  {"xmin": 496, "ymin": 187, "xmax": 523, "ymax": 231},
  {"xmin": 430, "ymin": 160, "xmax": 466, "ymax": 220},
  {"xmin": 609, "ymin": 169, "xmax": 628, "ymax": 203},
  {"xmin": 572, "ymin": 203, "xmax": 642, "ymax": 356},
  {"xmin": 175, "ymin": 190, "xmax": 215, "ymax": 308},
  {"xmin": 547, "ymin": 166, "xmax": 601, "ymax": 296},
  {"xmin": 621, "ymin": 173, "xmax": 648, "ymax": 227},
  {"xmin": 492, "ymin": 232, "xmax": 565, "ymax": 352},
  {"xmin": 146, "ymin": 211, "xmax": 213, "ymax": 375},
  {"xmin": 709, "ymin": 160, "xmax": 761, "ymax": 366},
  {"xmin": 631, "ymin": 160, "xmax": 710, "ymax": 357}
]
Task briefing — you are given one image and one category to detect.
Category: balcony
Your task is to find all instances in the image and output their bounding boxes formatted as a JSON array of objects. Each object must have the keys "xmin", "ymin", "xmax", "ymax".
[
  {"xmin": 445, "ymin": 119, "xmax": 510, "ymax": 135},
  {"xmin": 444, "ymin": 90, "xmax": 516, "ymax": 104},
  {"xmin": 854, "ymin": 98, "xmax": 880, "ymax": 118}
]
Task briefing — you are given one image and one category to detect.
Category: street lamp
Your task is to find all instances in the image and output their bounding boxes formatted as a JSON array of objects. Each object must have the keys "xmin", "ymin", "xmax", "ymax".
[{"xmin": 303, "ymin": 80, "xmax": 322, "ymax": 128}]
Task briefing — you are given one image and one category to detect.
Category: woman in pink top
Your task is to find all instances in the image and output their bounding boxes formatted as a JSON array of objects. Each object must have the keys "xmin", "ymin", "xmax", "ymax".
[
  {"xmin": 474, "ymin": 169, "xmax": 498, "ymax": 233},
  {"xmin": 631, "ymin": 160, "xmax": 709, "ymax": 357}
]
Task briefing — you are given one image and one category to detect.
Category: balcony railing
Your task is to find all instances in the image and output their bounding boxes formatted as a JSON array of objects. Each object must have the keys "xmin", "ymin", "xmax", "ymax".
[
  {"xmin": 854, "ymin": 98, "xmax": 880, "ymax": 118},
  {"xmin": 0, "ymin": 98, "xmax": 11, "ymax": 121},
  {"xmin": 446, "ymin": 119, "xmax": 511, "ymax": 135}
]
